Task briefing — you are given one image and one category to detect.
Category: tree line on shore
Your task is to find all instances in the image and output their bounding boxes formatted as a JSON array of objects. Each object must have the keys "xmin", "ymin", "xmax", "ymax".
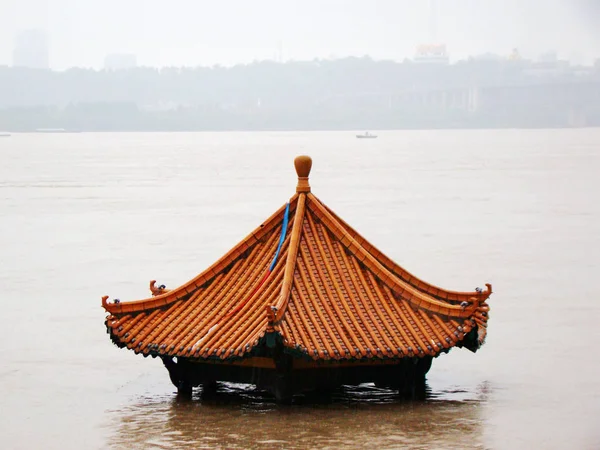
[{"xmin": 1, "ymin": 57, "xmax": 598, "ymax": 130}]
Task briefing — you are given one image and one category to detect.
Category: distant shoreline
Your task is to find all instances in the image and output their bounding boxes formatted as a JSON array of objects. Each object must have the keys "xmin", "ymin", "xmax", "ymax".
[
  {"xmin": 1, "ymin": 59, "xmax": 599, "ymax": 132},
  {"xmin": 3, "ymin": 125, "xmax": 600, "ymax": 133}
]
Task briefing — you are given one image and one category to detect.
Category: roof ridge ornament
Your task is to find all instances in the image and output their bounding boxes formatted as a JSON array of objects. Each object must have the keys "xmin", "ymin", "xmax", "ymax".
[{"xmin": 294, "ymin": 155, "xmax": 312, "ymax": 193}]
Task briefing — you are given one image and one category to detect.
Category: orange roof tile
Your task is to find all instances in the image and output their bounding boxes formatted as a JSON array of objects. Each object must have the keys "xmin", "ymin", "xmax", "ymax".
[{"xmin": 103, "ymin": 155, "xmax": 492, "ymax": 363}]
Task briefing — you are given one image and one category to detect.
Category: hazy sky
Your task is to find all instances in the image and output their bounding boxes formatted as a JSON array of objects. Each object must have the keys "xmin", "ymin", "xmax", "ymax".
[{"xmin": 1, "ymin": 0, "xmax": 599, "ymax": 70}]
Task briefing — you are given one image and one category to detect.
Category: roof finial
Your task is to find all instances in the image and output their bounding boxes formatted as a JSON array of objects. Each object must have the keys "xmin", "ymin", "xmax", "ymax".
[{"xmin": 294, "ymin": 155, "xmax": 312, "ymax": 193}]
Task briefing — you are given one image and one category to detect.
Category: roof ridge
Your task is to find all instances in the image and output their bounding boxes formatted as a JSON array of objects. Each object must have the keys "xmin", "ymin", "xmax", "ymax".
[
  {"xmin": 102, "ymin": 194, "xmax": 299, "ymax": 315},
  {"xmin": 268, "ymin": 193, "xmax": 307, "ymax": 326},
  {"xmin": 306, "ymin": 193, "xmax": 479, "ymax": 318},
  {"xmin": 319, "ymin": 200, "xmax": 491, "ymax": 302}
]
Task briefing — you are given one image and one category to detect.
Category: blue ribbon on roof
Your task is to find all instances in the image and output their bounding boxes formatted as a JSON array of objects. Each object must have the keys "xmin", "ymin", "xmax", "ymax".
[{"xmin": 269, "ymin": 202, "xmax": 290, "ymax": 272}]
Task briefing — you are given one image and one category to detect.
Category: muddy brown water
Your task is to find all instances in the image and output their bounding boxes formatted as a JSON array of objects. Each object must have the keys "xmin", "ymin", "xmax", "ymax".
[{"xmin": 1, "ymin": 130, "xmax": 599, "ymax": 449}]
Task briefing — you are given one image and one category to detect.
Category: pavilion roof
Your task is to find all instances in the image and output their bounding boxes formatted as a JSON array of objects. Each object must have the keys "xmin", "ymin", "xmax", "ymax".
[{"xmin": 103, "ymin": 156, "xmax": 492, "ymax": 362}]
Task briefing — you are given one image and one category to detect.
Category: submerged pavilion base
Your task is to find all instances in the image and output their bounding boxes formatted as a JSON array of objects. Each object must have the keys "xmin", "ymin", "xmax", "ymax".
[{"xmin": 161, "ymin": 355, "xmax": 433, "ymax": 403}]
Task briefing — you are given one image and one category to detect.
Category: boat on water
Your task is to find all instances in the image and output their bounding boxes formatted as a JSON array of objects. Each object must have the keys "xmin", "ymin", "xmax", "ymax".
[{"xmin": 356, "ymin": 131, "xmax": 377, "ymax": 139}]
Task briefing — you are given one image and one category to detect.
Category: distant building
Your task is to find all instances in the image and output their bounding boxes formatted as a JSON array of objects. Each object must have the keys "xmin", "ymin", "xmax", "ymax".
[
  {"xmin": 567, "ymin": 52, "xmax": 584, "ymax": 67},
  {"xmin": 413, "ymin": 44, "xmax": 449, "ymax": 65},
  {"xmin": 526, "ymin": 51, "xmax": 570, "ymax": 78},
  {"xmin": 104, "ymin": 54, "xmax": 137, "ymax": 71},
  {"xmin": 539, "ymin": 51, "xmax": 558, "ymax": 63},
  {"xmin": 12, "ymin": 30, "xmax": 49, "ymax": 69},
  {"xmin": 508, "ymin": 48, "xmax": 522, "ymax": 62}
]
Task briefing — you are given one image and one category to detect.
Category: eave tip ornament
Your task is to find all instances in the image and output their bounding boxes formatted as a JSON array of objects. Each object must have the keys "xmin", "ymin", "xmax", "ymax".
[{"xmin": 102, "ymin": 154, "xmax": 493, "ymax": 403}]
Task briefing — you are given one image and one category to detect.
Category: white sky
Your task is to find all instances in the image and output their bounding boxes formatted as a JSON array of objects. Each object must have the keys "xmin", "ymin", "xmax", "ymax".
[{"xmin": 0, "ymin": 0, "xmax": 598, "ymax": 70}]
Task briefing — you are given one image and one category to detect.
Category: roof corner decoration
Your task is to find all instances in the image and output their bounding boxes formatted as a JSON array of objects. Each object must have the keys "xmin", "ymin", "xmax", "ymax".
[{"xmin": 102, "ymin": 155, "xmax": 493, "ymax": 401}]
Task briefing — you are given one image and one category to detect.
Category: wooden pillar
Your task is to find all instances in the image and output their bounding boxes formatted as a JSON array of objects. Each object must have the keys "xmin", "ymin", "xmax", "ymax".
[{"xmin": 162, "ymin": 356, "xmax": 193, "ymax": 399}]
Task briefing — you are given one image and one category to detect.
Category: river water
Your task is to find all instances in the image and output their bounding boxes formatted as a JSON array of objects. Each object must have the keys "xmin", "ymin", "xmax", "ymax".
[{"xmin": 0, "ymin": 130, "xmax": 598, "ymax": 449}]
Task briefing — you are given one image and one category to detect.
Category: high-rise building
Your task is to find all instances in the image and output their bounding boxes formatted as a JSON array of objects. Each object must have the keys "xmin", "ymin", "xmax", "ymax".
[
  {"xmin": 12, "ymin": 30, "xmax": 50, "ymax": 69},
  {"xmin": 414, "ymin": 44, "xmax": 450, "ymax": 65},
  {"xmin": 414, "ymin": 0, "xmax": 449, "ymax": 65},
  {"xmin": 104, "ymin": 54, "xmax": 137, "ymax": 71}
]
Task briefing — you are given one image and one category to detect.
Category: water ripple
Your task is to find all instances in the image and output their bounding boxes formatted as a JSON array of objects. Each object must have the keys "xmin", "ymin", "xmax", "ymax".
[{"xmin": 105, "ymin": 382, "xmax": 490, "ymax": 449}]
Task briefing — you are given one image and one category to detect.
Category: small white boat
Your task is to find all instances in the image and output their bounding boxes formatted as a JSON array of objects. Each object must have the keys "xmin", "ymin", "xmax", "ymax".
[{"xmin": 356, "ymin": 131, "xmax": 377, "ymax": 139}]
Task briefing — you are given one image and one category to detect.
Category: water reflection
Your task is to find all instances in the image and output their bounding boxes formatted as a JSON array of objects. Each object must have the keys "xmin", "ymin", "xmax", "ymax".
[{"xmin": 108, "ymin": 382, "xmax": 490, "ymax": 449}]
